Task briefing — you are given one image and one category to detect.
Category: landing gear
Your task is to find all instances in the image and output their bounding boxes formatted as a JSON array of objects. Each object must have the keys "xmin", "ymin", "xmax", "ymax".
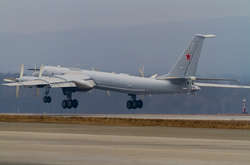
[
  {"xmin": 61, "ymin": 88, "xmax": 79, "ymax": 109},
  {"xmin": 61, "ymin": 99, "xmax": 79, "ymax": 109},
  {"xmin": 43, "ymin": 96, "xmax": 52, "ymax": 103},
  {"xmin": 43, "ymin": 88, "xmax": 52, "ymax": 103},
  {"xmin": 126, "ymin": 94, "xmax": 143, "ymax": 109}
]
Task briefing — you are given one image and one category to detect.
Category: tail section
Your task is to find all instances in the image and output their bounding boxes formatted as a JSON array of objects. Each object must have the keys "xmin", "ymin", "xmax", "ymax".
[{"xmin": 167, "ymin": 34, "xmax": 215, "ymax": 77}]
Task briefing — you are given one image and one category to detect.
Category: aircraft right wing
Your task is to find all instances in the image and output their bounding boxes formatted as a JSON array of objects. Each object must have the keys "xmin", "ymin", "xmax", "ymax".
[{"xmin": 194, "ymin": 82, "xmax": 250, "ymax": 89}]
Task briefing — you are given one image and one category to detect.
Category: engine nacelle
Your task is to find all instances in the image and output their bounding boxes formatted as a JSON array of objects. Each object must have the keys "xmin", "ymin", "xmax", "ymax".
[{"xmin": 74, "ymin": 80, "xmax": 96, "ymax": 91}]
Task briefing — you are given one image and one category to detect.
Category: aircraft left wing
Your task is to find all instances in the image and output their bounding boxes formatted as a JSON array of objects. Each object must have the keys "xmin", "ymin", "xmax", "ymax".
[
  {"xmin": 2, "ymin": 73, "xmax": 96, "ymax": 89},
  {"xmin": 2, "ymin": 77, "xmax": 77, "ymax": 88},
  {"xmin": 194, "ymin": 82, "xmax": 250, "ymax": 89}
]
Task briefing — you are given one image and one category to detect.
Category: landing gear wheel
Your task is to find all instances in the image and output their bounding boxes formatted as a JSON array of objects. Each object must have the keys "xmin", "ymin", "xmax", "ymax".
[
  {"xmin": 132, "ymin": 101, "xmax": 137, "ymax": 109},
  {"xmin": 47, "ymin": 96, "xmax": 52, "ymax": 103},
  {"xmin": 43, "ymin": 96, "xmax": 52, "ymax": 103},
  {"xmin": 136, "ymin": 100, "xmax": 143, "ymax": 109},
  {"xmin": 72, "ymin": 99, "xmax": 79, "ymax": 108},
  {"xmin": 62, "ymin": 100, "xmax": 67, "ymax": 109},
  {"xmin": 43, "ymin": 96, "xmax": 47, "ymax": 103},
  {"xmin": 66, "ymin": 100, "xmax": 72, "ymax": 109},
  {"xmin": 126, "ymin": 100, "xmax": 133, "ymax": 109}
]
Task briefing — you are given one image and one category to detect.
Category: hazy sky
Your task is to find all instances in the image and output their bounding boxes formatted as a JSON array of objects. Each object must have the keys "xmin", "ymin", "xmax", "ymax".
[
  {"xmin": 0, "ymin": 0, "xmax": 249, "ymax": 33},
  {"xmin": 0, "ymin": 0, "xmax": 250, "ymax": 75}
]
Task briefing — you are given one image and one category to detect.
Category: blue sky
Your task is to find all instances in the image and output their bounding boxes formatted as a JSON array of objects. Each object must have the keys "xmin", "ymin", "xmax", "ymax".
[
  {"xmin": 0, "ymin": 0, "xmax": 249, "ymax": 76},
  {"xmin": 0, "ymin": 0, "xmax": 249, "ymax": 33}
]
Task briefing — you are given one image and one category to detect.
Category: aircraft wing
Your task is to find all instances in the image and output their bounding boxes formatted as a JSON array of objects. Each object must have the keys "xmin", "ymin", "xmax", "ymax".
[
  {"xmin": 2, "ymin": 73, "xmax": 96, "ymax": 89},
  {"xmin": 2, "ymin": 77, "xmax": 77, "ymax": 88},
  {"xmin": 194, "ymin": 82, "xmax": 250, "ymax": 89},
  {"xmin": 2, "ymin": 80, "xmax": 47, "ymax": 86}
]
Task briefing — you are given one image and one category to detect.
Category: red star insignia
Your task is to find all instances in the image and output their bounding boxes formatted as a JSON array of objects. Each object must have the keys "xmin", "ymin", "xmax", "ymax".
[{"xmin": 185, "ymin": 54, "xmax": 191, "ymax": 61}]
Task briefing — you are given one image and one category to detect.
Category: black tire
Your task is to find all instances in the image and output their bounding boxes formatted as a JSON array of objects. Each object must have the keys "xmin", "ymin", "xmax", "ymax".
[
  {"xmin": 72, "ymin": 99, "xmax": 79, "ymax": 108},
  {"xmin": 132, "ymin": 101, "xmax": 137, "ymax": 109},
  {"xmin": 47, "ymin": 96, "xmax": 52, "ymax": 103},
  {"xmin": 66, "ymin": 100, "xmax": 72, "ymax": 109},
  {"xmin": 137, "ymin": 100, "xmax": 143, "ymax": 109},
  {"xmin": 43, "ymin": 96, "xmax": 48, "ymax": 103},
  {"xmin": 126, "ymin": 100, "xmax": 133, "ymax": 109},
  {"xmin": 62, "ymin": 100, "xmax": 67, "ymax": 109}
]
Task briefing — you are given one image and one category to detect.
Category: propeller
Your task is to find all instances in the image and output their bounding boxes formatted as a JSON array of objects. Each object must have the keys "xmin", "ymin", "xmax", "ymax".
[
  {"xmin": 106, "ymin": 90, "xmax": 111, "ymax": 96},
  {"xmin": 38, "ymin": 64, "xmax": 44, "ymax": 78},
  {"xmin": 16, "ymin": 86, "xmax": 20, "ymax": 98},
  {"xmin": 16, "ymin": 64, "xmax": 24, "ymax": 98},
  {"xmin": 138, "ymin": 65, "xmax": 158, "ymax": 79},
  {"xmin": 35, "ymin": 64, "xmax": 44, "ymax": 96},
  {"xmin": 35, "ymin": 87, "xmax": 40, "ymax": 96},
  {"xmin": 138, "ymin": 65, "xmax": 144, "ymax": 77}
]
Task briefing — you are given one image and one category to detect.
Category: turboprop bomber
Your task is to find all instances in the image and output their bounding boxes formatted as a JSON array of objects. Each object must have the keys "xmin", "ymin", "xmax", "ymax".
[{"xmin": 3, "ymin": 34, "xmax": 250, "ymax": 109}]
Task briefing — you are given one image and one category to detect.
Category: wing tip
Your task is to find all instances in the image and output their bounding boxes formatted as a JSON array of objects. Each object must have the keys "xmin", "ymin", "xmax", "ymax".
[{"xmin": 195, "ymin": 34, "xmax": 216, "ymax": 38}]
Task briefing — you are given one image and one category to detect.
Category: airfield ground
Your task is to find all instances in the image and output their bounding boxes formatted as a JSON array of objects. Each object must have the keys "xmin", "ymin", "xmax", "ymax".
[
  {"xmin": 0, "ymin": 114, "xmax": 250, "ymax": 129},
  {"xmin": 0, "ymin": 114, "xmax": 250, "ymax": 165}
]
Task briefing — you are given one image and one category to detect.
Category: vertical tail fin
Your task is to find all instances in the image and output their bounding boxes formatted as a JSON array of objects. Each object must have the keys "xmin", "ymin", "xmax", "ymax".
[{"xmin": 167, "ymin": 34, "xmax": 215, "ymax": 77}]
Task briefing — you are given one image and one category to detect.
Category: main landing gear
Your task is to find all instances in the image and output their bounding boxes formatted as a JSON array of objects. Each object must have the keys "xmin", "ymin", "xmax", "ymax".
[
  {"xmin": 61, "ymin": 88, "xmax": 79, "ymax": 109},
  {"xmin": 61, "ymin": 99, "xmax": 78, "ymax": 109},
  {"xmin": 126, "ymin": 94, "xmax": 143, "ymax": 109},
  {"xmin": 41, "ymin": 87, "xmax": 79, "ymax": 109}
]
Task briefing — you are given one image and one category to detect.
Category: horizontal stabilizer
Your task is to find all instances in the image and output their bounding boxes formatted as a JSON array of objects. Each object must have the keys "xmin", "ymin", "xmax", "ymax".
[
  {"xmin": 157, "ymin": 76, "xmax": 238, "ymax": 82},
  {"xmin": 194, "ymin": 77, "xmax": 238, "ymax": 82},
  {"xmin": 195, "ymin": 34, "xmax": 216, "ymax": 38},
  {"xmin": 194, "ymin": 82, "xmax": 250, "ymax": 89}
]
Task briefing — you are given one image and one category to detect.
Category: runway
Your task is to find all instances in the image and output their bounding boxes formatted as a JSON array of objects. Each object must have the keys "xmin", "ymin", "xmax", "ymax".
[
  {"xmin": 65, "ymin": 114, "xmax": 250, "ymax": 120},
  {"xmin": 0, "ymin": 122, "xmax": 250, "ymax": 165}
]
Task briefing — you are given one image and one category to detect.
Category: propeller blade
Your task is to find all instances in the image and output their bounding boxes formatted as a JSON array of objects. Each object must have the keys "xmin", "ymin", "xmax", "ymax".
[
  {"xmin": 16, "ymin": 86, "xmax": 20, "ymax": 98},
  {"xmin": 106, "ymin": 90, "xmax": 111, "ymax": 96},
  {"xmin": 138, "ymin": 65, "xmax": 144, "ymax": 77},
  {"xmin": 19, "ymin": 64, "xmax": 24, "ymax": 79},
  {"xmin": 36, "ymin": 88, "xmax": 40, "ymax": 96},
  {"xmin": 39, "ymin": 64, "xmax": 44, "ymax": 78}
]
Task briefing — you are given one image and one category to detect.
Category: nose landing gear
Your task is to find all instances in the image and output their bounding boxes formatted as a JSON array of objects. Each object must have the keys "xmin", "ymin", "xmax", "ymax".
[
  {"xmin": 43, "ymin": 96, "xmax": 52, "ymax": 103},
  {"xmin": 126, "ymin": 94, "xmax": 143, "ymax": 109},
  {"xmin": 43, "ymin": 87, "xmax": 52, "ymax": 103}
]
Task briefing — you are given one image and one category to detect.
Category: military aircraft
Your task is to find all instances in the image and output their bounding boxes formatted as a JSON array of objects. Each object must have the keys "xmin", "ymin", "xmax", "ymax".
[{"xmin": 3, "ymin": 34, "xmax": 250, "ymax": 109}]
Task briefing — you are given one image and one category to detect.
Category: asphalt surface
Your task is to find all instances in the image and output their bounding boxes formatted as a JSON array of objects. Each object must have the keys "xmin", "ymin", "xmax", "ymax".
[{"xmin": 0, "ymin": 122, "xmax": 250, "ymax": 165}]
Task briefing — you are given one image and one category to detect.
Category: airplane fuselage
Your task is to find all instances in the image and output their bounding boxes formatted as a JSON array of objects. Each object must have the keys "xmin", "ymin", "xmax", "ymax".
[{"xmin": 80, "ymin": 70, "xmax": 189, "ymax": 95}]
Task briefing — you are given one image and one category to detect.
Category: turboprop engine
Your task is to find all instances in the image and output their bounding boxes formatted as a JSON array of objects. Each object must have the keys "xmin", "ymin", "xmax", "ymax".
[{"xmin": 74, "ymin": 79, "xmax": 96, "ymax": 91}]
